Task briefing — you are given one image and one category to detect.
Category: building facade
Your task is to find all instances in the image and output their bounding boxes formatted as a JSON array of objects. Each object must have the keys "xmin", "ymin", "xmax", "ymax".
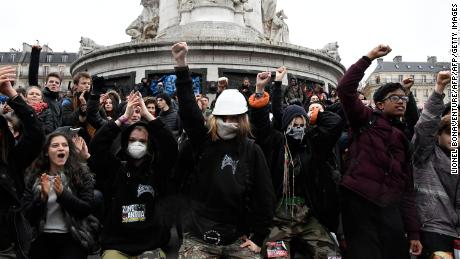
[
  {"xmin": 0, "ymin": 43, "xmax": 78, "ymax": 91},
  {"xmin": 362, "ymin": 56, "xmax": 450, "ymax": 108}
]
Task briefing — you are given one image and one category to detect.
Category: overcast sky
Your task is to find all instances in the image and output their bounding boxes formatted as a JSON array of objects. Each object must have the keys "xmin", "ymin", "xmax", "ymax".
[{"xmin": 1, "ymin": 0, "xmax": 452, "ymax": 77}]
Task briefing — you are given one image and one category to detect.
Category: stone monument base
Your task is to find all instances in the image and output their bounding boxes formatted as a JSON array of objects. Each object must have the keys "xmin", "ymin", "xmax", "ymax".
[{"xmin": 71, "ymin": 38, "xmax": 344, "ymax": 97}]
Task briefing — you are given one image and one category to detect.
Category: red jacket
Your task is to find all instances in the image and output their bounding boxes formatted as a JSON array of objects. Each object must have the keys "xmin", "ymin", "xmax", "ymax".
[{"xmin": 338, "ymin": 56, "xmax": 420, "ymax": 240}]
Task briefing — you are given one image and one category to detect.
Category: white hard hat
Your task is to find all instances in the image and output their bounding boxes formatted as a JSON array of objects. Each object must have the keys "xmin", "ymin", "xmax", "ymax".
[{"xmin": 212, "ymin": 89, "xmax": 248, "ymax": 115}]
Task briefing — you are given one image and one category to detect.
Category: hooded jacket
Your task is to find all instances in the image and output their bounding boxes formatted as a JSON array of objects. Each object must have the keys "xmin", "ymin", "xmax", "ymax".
[
  {"xmin": 337, "ymin": 56, "xmax": 420, "ymax": 240},
  {"xmin": 174, "ymin": 66, "xmax": 275, "ymax": 247},
  {"xmin": 0, "ymin": 96, "xmax": 45, "ymax": 258},
  {"xmin": 412, "ymin": 91, "xmax": 460, "ymax": 238},
  {"xmin": 88, "ymin": 119, "xmax": 177, "ymax": 255},
  {"xmin": 250, "ymin": 82, "xmax": 343, "ymax": 231}
]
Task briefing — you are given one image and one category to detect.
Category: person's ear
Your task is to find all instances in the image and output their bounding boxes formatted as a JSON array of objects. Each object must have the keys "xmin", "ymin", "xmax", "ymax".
[{"xmin": 375, "ymin": 101, "xmax": 384, "ymax": 111}]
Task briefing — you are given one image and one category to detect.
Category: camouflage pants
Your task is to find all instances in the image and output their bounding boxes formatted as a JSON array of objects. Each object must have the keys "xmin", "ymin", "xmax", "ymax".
[
  {"xmin": 102, "ymin": 249, "xmax": 166, "ymax": 259},
  {"xmin": 264, "ymin": 204, "xmax": 341, "ymax": 259},
  {"xmin": 0, "ymin": 245, "xmax": 15, "ymax": 259},
  {"xmin": 178, "ymin": 233, "xmax": 262, "ymax": 259}
]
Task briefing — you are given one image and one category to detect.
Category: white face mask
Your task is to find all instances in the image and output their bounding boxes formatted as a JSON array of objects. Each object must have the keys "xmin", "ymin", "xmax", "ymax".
[
  {"xmin": 127, "ymin": 141, "xmax": 147, "ymax": 159},
  {"xmin": 286, "ymin": 126, "xmax": 306, "ymax": 140},
  {"xmin": 216, "ymin": 117, "xmax": 239, "ymax": 140}
]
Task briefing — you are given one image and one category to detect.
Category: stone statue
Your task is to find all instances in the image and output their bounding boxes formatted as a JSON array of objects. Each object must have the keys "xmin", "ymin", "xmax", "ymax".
[
  {"xmin": 261, "ymin": 0, "xmax": 277, "ymax": 37},
  {"xmin": 126, "ymin": 0, "xmax": 160, "ymax": 40},
  {"xmin": 233, "ymin": 0, "xmax": 247, "ymax": 12},
  {"xmin": 78, "ymin": 37, "xmax": 103, "ymax": 56},
  {"xmin": 178, "ymin": 0, "xmax": 194, "ymax": 11},
  {"xmin": 321, "ymin": 42, "xmax": 341, "ymax": 62},
  {"xmin": 270, "ymin": 10, "xmax": 289, "ymax": 43}
]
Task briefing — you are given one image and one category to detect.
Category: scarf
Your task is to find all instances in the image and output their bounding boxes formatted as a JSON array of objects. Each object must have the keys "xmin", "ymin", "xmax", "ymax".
[
  {"xmin": 216, "ymin": 118, "xmax": 239, "ymax": 140},
  {"xmin": 30, "ymin": 102, "xmax": 49, "ymax": 114}
]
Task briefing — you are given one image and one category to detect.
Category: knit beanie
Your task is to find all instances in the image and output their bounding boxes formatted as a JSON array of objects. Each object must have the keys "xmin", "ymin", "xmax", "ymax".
[
  {"xmin": 157, "ymin": 93, "xmax": 172, "ymax": 107},
  {"xmin": 281, "ymin": 104, "xmax": 308, "ymax": 130}
]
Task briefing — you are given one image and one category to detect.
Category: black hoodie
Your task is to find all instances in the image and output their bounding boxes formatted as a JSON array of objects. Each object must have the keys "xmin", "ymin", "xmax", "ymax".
[
  {"xmin": 174, "ymin": 66, "xmax": 276, "ymax": 247},
  {"xmin": 88, "ymin": 119, "xmax": 177, "ymax": 255}
]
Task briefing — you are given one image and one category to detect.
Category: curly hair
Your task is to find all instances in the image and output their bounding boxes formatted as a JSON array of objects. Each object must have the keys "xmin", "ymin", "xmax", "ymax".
[{"xmin": 26, "ymin": 132, "xmax": 90, "ymax": 186}]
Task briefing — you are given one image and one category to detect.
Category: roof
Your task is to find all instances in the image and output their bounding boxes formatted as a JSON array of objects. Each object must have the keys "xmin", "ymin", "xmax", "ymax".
[
  {"xmin": 373, "ymin": 61, "xmax": 450, "ymax": 73},
  {"xmin": 0, "ymin": 51, "xmax": 78, "ymax": 64}
]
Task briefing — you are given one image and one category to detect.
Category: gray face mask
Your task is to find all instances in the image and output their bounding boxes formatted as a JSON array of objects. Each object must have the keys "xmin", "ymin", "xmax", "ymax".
[
  {"xmin": 216, "ymin": 118, "xmax": 239, "ymax": 140},
  {"xmin": 286, "ymin": 126, "xmax": 305, "ymax": 140},
  {"xmin": 127, "ymin": 141, "xmax": 147, "ymax": 159}
]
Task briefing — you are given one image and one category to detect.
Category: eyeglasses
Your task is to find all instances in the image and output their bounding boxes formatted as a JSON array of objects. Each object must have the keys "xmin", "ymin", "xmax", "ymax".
[{"xmin": 383, "ymin": 95, "xmax": 409, "ymax": 103}]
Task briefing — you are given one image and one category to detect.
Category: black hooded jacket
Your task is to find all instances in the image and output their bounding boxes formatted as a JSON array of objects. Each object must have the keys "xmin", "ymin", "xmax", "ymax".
[
  {"xmin": 0, "ymin": 96, "xmax": 45, "ymax": 258},
  {"xmin": 174, "ymin": 66, "xmax": 275, "ymax": 247},
  {"xmin": 250, "ymin": 81, "xmax": 343, "ymax": 232},
  {"xmin": 88, "ymin": 119, "xmax": 177, "ymax": 255}
]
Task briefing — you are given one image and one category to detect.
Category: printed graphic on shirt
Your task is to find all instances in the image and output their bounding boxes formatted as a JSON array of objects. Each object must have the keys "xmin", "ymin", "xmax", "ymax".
[
  {"xmin": 220, "ymin": 154, "xmax": 239, "ymax": 175},
  {"xmin": 122, "ymin": 204, "xmax": 146, "ymax": 223},
  {"xmin": 137, "ymin": 184, "xmax": 155, "ymax": 198}
]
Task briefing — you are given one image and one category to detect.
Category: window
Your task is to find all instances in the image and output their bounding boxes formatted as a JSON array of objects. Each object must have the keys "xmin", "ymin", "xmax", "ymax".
[
  {"xmin": 0, "ymin": 55, "xmax": 3, "ymax": 62},
  {"xmin": 10, "ymin": 54, "xmax": 16, "ymax": 63},
  {"xmin": 59, "ymin": 66, "xmax": 65, "ymax": 76},
  {"xmin": 424, "ymin": 89, "xmax": 429, "ymax": 97},
  {"xmin": 46, "ymin": 54, "xmax": 53, "ymax": 63},
  {"xmin": 410, "ymin": 75, "xmax": 414, "ymax": 79},
  {"xmin": 395, "ymin": 64, "xmax": 400, "ymax": 69},
  {"xmin": 61, "ymin": 54, "xmax": 68, "ymax": 63},
  {"xmin": 418, "ymin": 65, "xmax": 423, "ymax": 69},
  {"xmin": 422, "ymin": 75, "xmax": 427, "ymax": 82},
  {"xmin": 407, "ymin": 65, "xmax": 411, "ymax": 69},
  {"xmin": 398, "ymin": 75, "xmax": 403, "ymax": 81},
  {"xmin": 413, "ymin": 89, "xmax": 417, "ymax": 97},
  {"xmin": 43, "ymin": 66, "xmax": 49, "ymax": 77}
]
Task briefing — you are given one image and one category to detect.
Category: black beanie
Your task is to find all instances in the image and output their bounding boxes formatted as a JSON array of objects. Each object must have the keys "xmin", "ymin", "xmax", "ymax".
[
  {"xmin": 157, "ymin": 93, "xmax": 172, "ymax": 107},
  {"xmin": 282, "ymin": 104, "xmax": 308, "ymax": 130},
  {"xmin": 373, "ymin": 83, "xmax": 405, "ymax": 103}
]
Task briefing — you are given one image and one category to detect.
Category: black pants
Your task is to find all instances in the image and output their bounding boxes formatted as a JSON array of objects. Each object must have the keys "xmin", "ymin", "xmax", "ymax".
[
  {"xmin": 341, "ymin": 188, "xmax": 410, "ymax": 259},
  {"xmin": 419, "ymin": 231, "xmax": 455, "ymax": 259},
  {"xmin": 30, "ymin": 233, "xmax": 87, "ymax": 259}
]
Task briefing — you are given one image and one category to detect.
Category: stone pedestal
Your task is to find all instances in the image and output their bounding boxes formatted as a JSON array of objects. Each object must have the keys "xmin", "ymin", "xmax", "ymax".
[{"xmin": 71, "ymin": 40, "xmax": 345, "ymax": 93}]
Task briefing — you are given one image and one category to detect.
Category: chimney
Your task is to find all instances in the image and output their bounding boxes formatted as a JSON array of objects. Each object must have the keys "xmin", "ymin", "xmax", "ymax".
[
  {"xmin": 427, "ymin": 56, "xmax": 437, "ymax": 63},
  {"xmin": 377, "ymin": 58, "xmax": 383, "ymax": 64},
  {"xmin": 393, "ymin": 56, "xmax": 402, "ymax": 62},
  {"xmin": 22, "ymin": 43, "xmax": 32, "ymax": 52}
]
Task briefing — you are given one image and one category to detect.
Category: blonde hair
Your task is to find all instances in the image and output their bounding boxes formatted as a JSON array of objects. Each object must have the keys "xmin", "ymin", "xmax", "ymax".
[
  {"xmin": 287, "ymin": 115, "xmax": 307, "ymax": 129},
  {"xmin": 207, "ymin": 114, "xmax": 252, "ymax": 142}
]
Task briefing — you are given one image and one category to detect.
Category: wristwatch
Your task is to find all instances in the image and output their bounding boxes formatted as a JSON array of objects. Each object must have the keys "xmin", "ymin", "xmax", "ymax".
[{"xmin": 255, "ymin": 92, "xmax": 264, "ymax": 98}]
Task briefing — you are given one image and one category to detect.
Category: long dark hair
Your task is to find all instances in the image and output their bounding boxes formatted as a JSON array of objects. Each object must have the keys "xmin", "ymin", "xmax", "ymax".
[{"xmin": 27, "ymin": 132, "xmax": 88, "ymax": 186}]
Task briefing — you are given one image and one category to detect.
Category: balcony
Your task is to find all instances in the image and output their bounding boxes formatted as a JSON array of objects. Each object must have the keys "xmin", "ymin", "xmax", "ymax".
[{"xmin": 366, "ymin": 78, "xmax": 436, "ymax": 86}]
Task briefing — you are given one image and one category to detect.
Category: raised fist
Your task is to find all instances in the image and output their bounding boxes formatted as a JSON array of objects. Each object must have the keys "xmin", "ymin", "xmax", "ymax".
[
  {"xmin": 275, "ymin": 66, "xmax": 287, "ymax": 81},
  {"xmin": 256, "ymin": 72, "xmax": 271, "ymax": 92},
  {"xmin": 402, "ymin": 78, "xmax": 414, "ymax": 94},
  {"xmin": 435, "ymin": 71, "xmax": 451, "ymax": 94},
  {"xmin": 367, "ymin": 44, "xmax": 392, "ymax": 60},
  {"xmin": 171, "ymin": 42, "xmax": 188, "ymax": 67}
]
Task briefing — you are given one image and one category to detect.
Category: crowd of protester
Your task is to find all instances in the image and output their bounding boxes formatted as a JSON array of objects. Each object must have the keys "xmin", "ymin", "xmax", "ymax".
[{"xmin": 0, "ymin": 42, "xmax": 457, "ymax": 259}]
